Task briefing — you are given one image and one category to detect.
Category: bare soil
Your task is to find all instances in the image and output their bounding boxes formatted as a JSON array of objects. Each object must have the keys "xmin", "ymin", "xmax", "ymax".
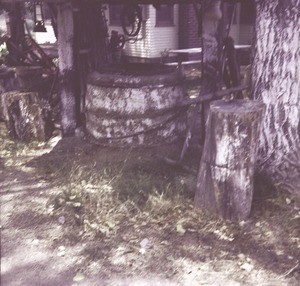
[
  {"xmin": 1, "ymin": 120, "xmax": 299, "ymax": 286},
  {"xmin": 0, "ymin": 63, "xmax": 299, "ymax": 286}
]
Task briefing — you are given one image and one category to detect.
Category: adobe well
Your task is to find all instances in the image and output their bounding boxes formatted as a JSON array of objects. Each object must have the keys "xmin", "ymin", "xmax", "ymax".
[{"xmin": 85, "ymin": 63, "xmax": 187, "ymax": 146}]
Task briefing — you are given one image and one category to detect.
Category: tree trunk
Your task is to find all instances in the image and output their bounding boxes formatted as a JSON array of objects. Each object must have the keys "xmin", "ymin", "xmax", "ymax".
[
  {"xmin": 252, "ymin": 0, "xmax": 300, "ymax": 195},
  {"xmin": 195, "ymin": 99, "xmax": 265, "ymax": 220},
  {"xmin": 57, "ymin": 1, "xmax": 77, "ymax": 136}
]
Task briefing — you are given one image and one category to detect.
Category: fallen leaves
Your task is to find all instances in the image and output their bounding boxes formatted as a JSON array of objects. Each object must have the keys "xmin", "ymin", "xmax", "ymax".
[
  {"xmin": 58, "ymin": 216, "xmax": 66, "ymax": 225},
  {"xmin": 213, "ymin": 226, "xmax": 235, "ymax": 242},
  {"xmin": 57, "ymin": 245, "xmax": 66, "ymax": 257},
  {"xmin": 139, "ymin": 238, "xmax": 152, "ymax": 254},
  {"xmin": 176, "ymin": 223, "xmax": 186, "ymax": 236},
  {"xmin": 240, "ymin": 262, "xmax": 254, "ymax": 272},
  {"xmin": 73, "ymin": 272, "xmax": 85, "ymax": 282}
]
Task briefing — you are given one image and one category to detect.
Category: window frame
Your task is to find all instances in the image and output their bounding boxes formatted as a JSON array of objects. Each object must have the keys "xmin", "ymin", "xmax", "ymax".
[{"xmin": 155, "ymin": 5, "xmax": 174, "ymax": 27}]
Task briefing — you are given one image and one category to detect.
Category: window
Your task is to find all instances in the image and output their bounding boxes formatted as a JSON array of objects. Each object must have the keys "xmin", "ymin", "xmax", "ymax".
[
  {"xmin": 156, "ymin": 5, "xmax": 174, "ymax": 27},
  {"xmin": 109, "ymin": 4, "xmax": 123, "ymax": 26}
]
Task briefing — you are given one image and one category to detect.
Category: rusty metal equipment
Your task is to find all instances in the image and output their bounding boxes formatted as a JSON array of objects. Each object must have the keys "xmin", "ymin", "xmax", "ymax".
[
  {"xmin": 2, "ymin": 33, "xmax": 57, "ymax": 75},
  {"xmin": 121, "ymin": 4, "xmax": 142, "ymax": 37}
]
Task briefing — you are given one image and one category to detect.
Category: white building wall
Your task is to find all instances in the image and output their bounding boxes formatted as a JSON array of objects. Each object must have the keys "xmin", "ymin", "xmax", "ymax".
[
  {"xmin": 107, "ymin": 5, "xmax": 179, "ymax": 60},
  {"xmin": 146, "ymin": 5, "xmax": 179, "ymax": 58},
  {"xmin": 32, "ymin": 20, "xmax": 57, "ymax": 44},
  {"xmin": 107, "ymin": 5, "xmax": 151, "ymax": 58},
  {"xmin": 125, "ymin": 5, "xmax": 152, "ymax": 58}
]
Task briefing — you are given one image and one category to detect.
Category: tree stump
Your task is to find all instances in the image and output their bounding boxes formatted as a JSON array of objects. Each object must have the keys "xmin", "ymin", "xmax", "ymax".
[
  {"xmin": 1, "ymin": 91, "xmax": 53, "ymax": 142},
  {"xmin": 0, "ymin": 68, "xmax": 17, "ymax": 120},
  {"xmin": 195, "ymin": 99, "xmax": 265, "ymax": 221}
]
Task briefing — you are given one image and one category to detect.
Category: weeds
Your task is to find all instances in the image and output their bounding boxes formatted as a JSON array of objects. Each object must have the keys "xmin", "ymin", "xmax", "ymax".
[{"xmin": 34, "ymin": 137, "xmax": 202, "ymax": 244}]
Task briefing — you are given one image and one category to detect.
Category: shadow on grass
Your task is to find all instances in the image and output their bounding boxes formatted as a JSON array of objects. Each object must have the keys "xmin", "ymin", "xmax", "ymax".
[{"xmin": 11, "ymin": 135, "xmax": 299, "ymax": 284}]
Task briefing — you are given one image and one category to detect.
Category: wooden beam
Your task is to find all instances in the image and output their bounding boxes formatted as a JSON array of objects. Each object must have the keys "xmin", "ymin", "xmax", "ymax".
[
  {"xmin": 1, "ymin": 0, "xmax": 65, "ymax": 3},
  {"xmin": 178, "ymin": 85, "xmax": 249, "ymax": 108},
  {"xmin": 0, "ymin": 0, "xmax": 201, "ymax": 4},
  {"xmin": 57, "ymin": 0, "xmax": 77, "ymax": 136},
  {"xmin": 101, "ymin": 0, "xmax": 201, "ymax": 3}
]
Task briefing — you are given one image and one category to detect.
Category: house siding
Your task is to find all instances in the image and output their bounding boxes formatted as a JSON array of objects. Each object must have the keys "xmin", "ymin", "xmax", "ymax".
[
  {"xmin": 125, "ymin": 5, "xmax": 151, "ymax": 58},
  {"xmin": 106, "ymin": 3, "xmax": 254, "ymax": 61},
  {"xmin": 147, "ymin": 5, "xmax": 179, "ymax": 58},
  {"xmin": 106, "ymin": 5, "xmax": 179, "ymax": 60}
]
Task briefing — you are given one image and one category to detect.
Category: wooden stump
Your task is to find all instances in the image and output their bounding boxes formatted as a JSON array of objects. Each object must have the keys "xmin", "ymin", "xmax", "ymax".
[
  {"xmin": 195, "ymin": 99, "xmax": 265, "ymax": 221},
  {"xmin": 0, "ymin": 68, "xmax": 17, "ymax": 120},
  {"xmin": 1, "ymin": 91, "xmax": 53, "ymax": 142}
]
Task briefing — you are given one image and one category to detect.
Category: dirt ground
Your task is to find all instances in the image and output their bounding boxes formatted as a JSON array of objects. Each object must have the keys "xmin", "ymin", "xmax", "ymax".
[
  {"xmin": 0, "ymin": 61, "xmax": 299, "ymax": 286},
  {"xmin": 1, "ymin": 118, "xmax": 299, "ymax": 286}
]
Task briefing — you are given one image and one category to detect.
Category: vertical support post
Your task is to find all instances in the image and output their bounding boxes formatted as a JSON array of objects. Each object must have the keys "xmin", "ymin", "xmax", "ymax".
[
  {"xmin": 7, "ymin": 3, "xmax": 25, "ymax": 65},
  {"xmin": 200, "ymin": 0, "xmax": 223, "ymax": 144},
  {"xmin": 57, "ymin": 0, "xmax": 77, "ymax": 136}
]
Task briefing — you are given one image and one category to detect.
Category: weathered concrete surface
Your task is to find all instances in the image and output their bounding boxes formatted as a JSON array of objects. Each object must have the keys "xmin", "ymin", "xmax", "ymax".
[{"xmin": 85, "ymin": 67, "xmax": 187, "ymax": 146}]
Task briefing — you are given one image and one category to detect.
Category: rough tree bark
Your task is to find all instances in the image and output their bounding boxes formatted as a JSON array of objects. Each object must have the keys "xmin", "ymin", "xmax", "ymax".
[{"xmin": 252, "ymin": 0, "xmax": 300, "ymax": 195}]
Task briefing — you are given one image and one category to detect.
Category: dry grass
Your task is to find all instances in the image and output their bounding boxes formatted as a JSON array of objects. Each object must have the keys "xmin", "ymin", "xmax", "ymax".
[
  {"xmin": 44, "ymin": 142, "xmax": 201, "ymax": 240},
  {"xmin": 1, "ymin": 65, "xmax": 299, "ymax": 284}
]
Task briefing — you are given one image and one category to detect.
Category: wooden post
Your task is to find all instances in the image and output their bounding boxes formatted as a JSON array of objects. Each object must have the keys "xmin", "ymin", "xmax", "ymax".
[
  {"xmin": 195, "ymin": 99, "xmax": 265, "ymax": 221},
  {"xmin": 57, "ymin": 0, "xmax": 77, "ymax": 136},
  {"xmin": 6, "ymin": 3, "xmax": 25, "ymax": 65},
  {"xmin": 199, "ymin": 0, "xmax": 224, "ymax": 144}
]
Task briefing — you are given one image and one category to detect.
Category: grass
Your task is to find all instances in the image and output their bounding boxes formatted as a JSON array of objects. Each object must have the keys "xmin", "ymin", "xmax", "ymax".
[
  {"xmin": 43, "ymin": 142, "xmax": 200, "ymax": 239},
  {"xmin": 1, "ymin": 65, "xmax": 299, "ymax": 283}
]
